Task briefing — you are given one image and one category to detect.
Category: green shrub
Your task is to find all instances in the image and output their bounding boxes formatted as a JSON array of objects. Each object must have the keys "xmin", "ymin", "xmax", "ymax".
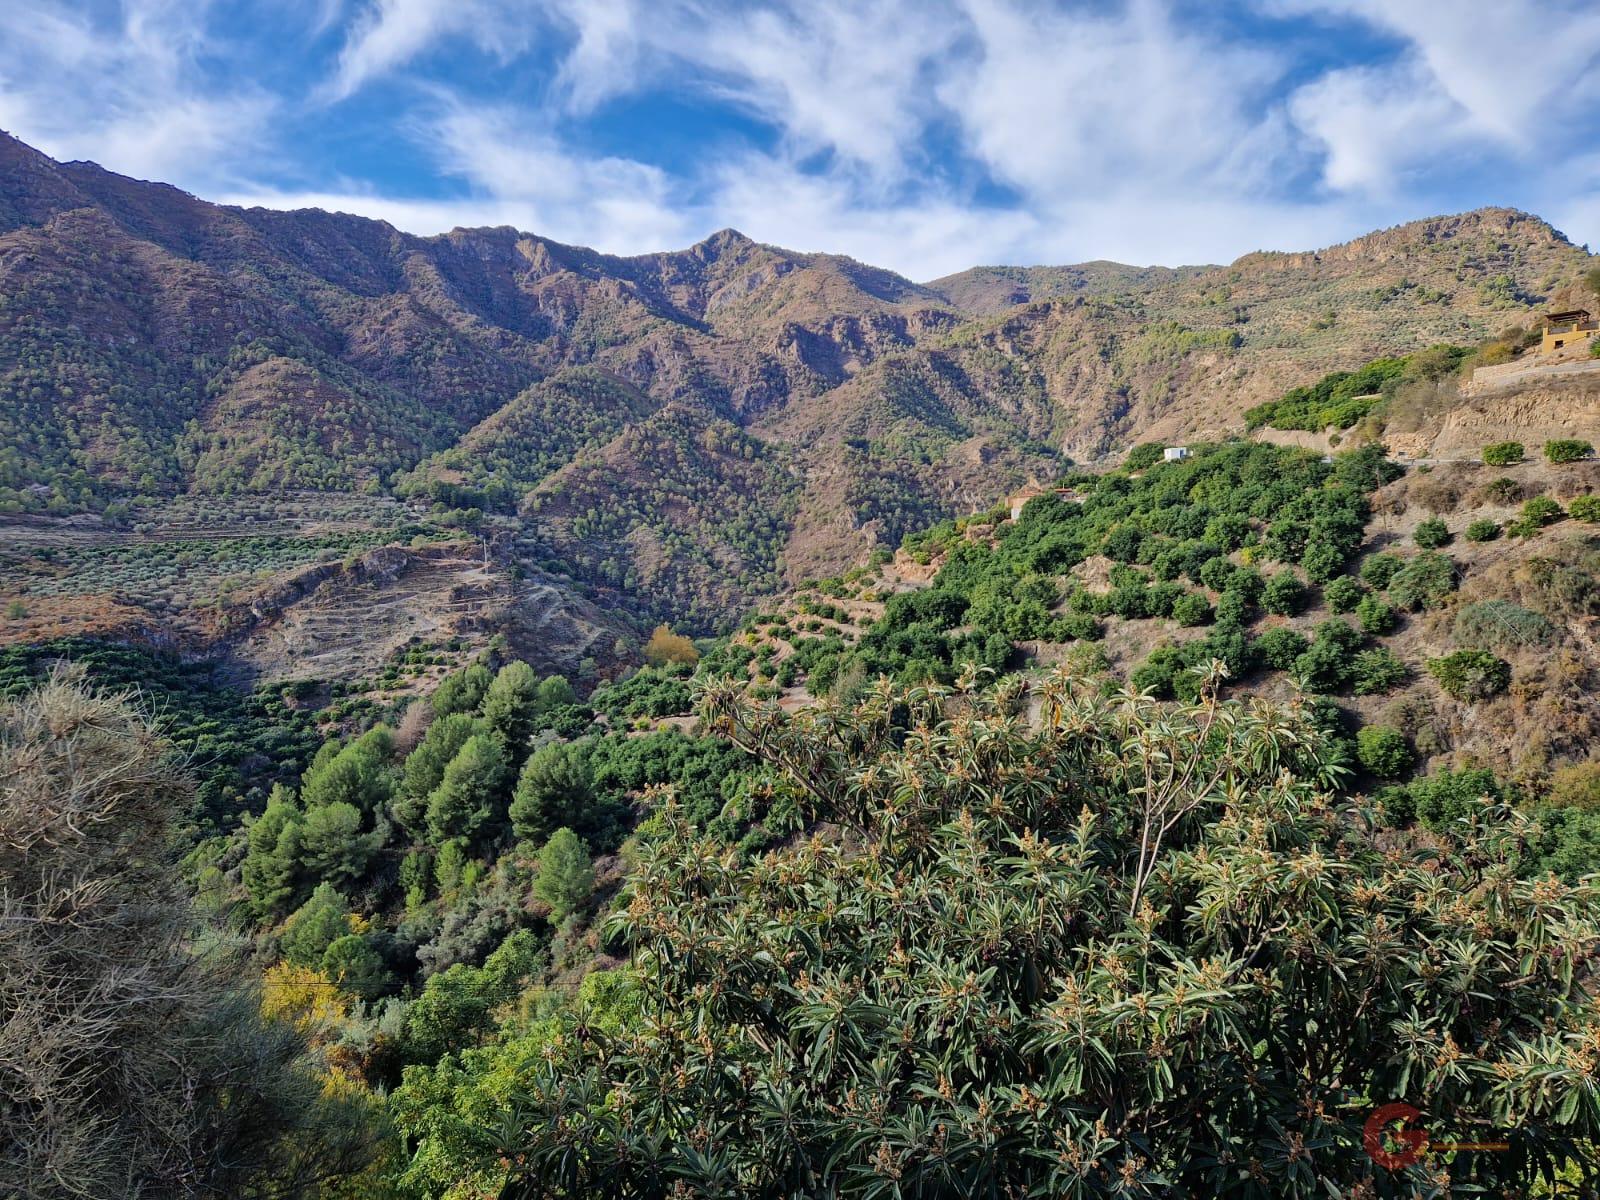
[
  {"xmin": 1482, "ymin": 441, "xmax": 1525, "ymax": 466},
  {"xmin": 1351, "ymin": 648, "xmax": 1409, "ymax": 695},
  {"xmin": 1520, "ymin": 495, "xmax": 1565, "ymax": 527},
  {"xmin": 1484, "ymin": 476, "xmax": 1522, "ymax": 504},
  {"xmin": 1299, "ymin": 538, "xmax": 1348, "ymax": 584},
  {"xmin": 1427, "ymin": 649, "xmax": 1511, "ymax": 701},
  {"xmin": 1387, "ymin": 551, "xmax": 1457, "ymax": 611},
  {"xmin": 1123, "ymin": 443, "xmax": 1166, "ymax": 471},
  {"xmin": 1452, "ymin": 600, "xmax": 1556, "ymax": 650},
  {"xmin": 1411, "ymin": 767, "xmax": 1504, "ymax": 829},
  {"xmin": 1355, "ymin": 593, "xmax": 1399, "ymax": 636},
  {"xmin": 1545, "ymin": 439, "xmax": 1594, "ymax": 464},
  {"xmin": 1464, "ymin": 518, "xmax": 1501, "ymax": 542},
  {"xmin": 1569, "ymin": 495, "xmax": 1600, "ymax": 523},
  {"xmin": 1359, "ymin": 552, "xmax": 1403, "ymax": 589},
  {"xmin": 1322, "ymin": 576, "xmax": 1364, "ymax": 613},
  {"xmin": 1262, "ymin": 572, "xmax": 1306, "ymax": 616},
  {"xmin": 1412, "ymin": 517, "xmax": 1451, "ymax": 548},
  {"xmin": 1171, "ymin": 592, "xmax": 1213, "ymax": 627},
  {"xmin": 1356, "ymin": 725, "xmax": 1414, "ymax": 778},
  {"xmin": 1549, "ymin": 762, "xmax": 1600, "ymax": 810},
  {"xmin": 464, "ymin": 677, "xmax": 1600, "ymax": 1195},
  {"xmin": 1253, "ymin": 626, "xmax": 1309, "ymax": 671},
  {"xmin": 1292, "ymin": 619, "xmax": 1365, "ymax": 693}
]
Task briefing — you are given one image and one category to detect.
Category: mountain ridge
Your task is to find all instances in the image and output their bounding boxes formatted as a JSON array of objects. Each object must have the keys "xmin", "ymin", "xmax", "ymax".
[{"xmin": 0, "ymin": 131, "xmax": 1594, "ymax": 640}]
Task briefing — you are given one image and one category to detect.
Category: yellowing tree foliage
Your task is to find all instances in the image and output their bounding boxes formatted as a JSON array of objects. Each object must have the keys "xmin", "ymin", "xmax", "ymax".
[
  {"xmin": 261, "ymin": 962, "xmax": 349, "ymax": 1036},
  {"xmin": 643, "ymin": 624, "xmax": 699, "ymax": 667}
]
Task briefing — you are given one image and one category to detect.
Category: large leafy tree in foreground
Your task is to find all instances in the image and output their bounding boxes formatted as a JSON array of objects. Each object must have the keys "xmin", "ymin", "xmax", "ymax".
[{"xmin": 476, "ymin": 665, "xmax": 1600, "ymax": 1198}]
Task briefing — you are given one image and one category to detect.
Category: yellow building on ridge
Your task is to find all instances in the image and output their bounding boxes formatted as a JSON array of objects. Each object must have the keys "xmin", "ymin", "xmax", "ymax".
[{"xmin": 1542, "ymin": 308, "xmax": 1598, "ymax": 353}]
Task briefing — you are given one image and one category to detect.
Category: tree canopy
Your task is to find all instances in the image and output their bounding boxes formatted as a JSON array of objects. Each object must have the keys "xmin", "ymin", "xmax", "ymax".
[{"xmin": 471, "ymin": 668, "xmax": 1600, "ymax": 1197}]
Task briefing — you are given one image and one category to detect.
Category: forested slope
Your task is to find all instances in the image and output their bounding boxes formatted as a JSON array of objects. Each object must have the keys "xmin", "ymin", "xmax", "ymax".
[{"xmin": 3, "ymin": 131, "xmax": 1595, "ymax": 633}]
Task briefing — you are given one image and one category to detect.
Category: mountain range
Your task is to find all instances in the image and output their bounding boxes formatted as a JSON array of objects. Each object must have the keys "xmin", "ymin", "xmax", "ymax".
[{"xmin": 0, "ymin": 130, "xmax": 1593, "ymax": 631}]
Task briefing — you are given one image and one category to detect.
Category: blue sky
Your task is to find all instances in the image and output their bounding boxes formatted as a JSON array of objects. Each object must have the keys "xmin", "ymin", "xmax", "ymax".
[{"xmin": 3, "ymin": 1, "xmax": 1599, "ymax": 278}]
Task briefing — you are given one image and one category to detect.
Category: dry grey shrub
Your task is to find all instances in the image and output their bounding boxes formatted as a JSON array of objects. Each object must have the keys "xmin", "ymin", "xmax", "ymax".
[{"xmin": 0, "ymin": 667, "xmax": 376, "ymax": 1198}]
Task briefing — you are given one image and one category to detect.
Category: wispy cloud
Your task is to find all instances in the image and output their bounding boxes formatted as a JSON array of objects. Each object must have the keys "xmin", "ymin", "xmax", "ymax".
[
  {"xmin": 323, "ymin": 0, "xmax": 534, "ymax": 100},
  {"xmin": 0, "ymin": 2, "xmax": 275, "ymax": 184},
  {"xmin": 4, "ymin": 0, "xmax": 1599, "ymax": 272}
]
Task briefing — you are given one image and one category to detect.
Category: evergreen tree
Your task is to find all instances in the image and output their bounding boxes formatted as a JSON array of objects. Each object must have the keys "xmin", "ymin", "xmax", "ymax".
[
  {"xmin": 482, "ymin": 661, "xmax": 541, "ymax": 751},
  {"xmin": 432, "ymin": 663, "xmax": 492, "ymax": 718},
  {"xmin": 509, "ymin": 739, "xmax": 594, "ymax": 843},
  {"xmin": 424, "ymin": 734, "xmax": 509, "ymax": 844},
  {"xmin": 300, "ymin": 726, "xmax": 394, "ymax": 814},
  {"xmin": 242, "ymin": 785, "xmax": 304, "ymax": 918},
  {"xmin": 297, "ymin": 800, "xmax": 382, "ymax": 888},
  {"xmin": 535, "ymin": 674, "xmax": 576, "ymax": 710},
  {"xmin": 320, "ymin": 934, "xmax": 391, "ymax": 1000},
  {"xmin": 279, "ymin": 883, "xmax": 352, "ymax": 968},
  {"xmin": 469, "ymin": 670, "xmax": 1600, "ymax": 1197},
  {"xmin": 396, "ymin": 712, "xmax": 481, "ymax": 830},
  {"xmin": 533, "ymin": 827, "xmax": 594, "ymax": 922}
]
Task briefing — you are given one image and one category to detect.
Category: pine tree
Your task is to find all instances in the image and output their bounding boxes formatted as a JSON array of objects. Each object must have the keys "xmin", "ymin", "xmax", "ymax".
[
  {"xmin": 279, "ymin": 883, "xmax": 352, "ymax": 967},
  {"xmin": 397, "ymin": 712, "xmax": 480, "ymax": 830},
  {"xmin": 509, "ymin": 739, "xmax": 593, "ymax": 843},
  {"xmin": 320, "ymin": 934, "xmax": 391, "ymax": 1000},
  {"xmin": 432, "ymin": 663, "xmax": 492, "ymax": 717},
  {"xmin": 300, "ymin": 726, "xmax": 394, "ymax": 814},
  {"xmin": 424, "ymin": 734, "xmax": 509, "ymax": 844},
  {"xmin": 242, "ymin": 785, "xmax": 304, "ymax": 918},
  {"xmin": 482, "ymin": 661, "xmax": 541, "ymax": 751},
  {"xmin": 297, "ymin": 800, "xmax": 382, "ymax": 888},
  {"xmin": 533, "ymin": 827, "xmax": 594, "ymax": 922}
]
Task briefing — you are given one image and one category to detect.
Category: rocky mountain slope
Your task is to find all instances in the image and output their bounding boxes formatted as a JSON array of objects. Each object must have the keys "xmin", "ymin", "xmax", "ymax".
[{"xmin": 1, "ymin": 131, "xmax": 1594, "ymax": 642}]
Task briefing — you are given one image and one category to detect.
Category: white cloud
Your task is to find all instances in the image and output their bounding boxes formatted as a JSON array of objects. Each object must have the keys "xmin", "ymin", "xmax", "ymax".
[
  {"xmin": 688, "ymin": 1, "xmax": 959, "ymax": 178},
  {"xmin": 4, "ymin": 0, "xmax": 1599, "ymax": 274},
  {"xmin": 943, "ymin": 0, "xmax": 1290, "ymax": 201},
  {"xmin": 541, "ymin": 0, "xmax": 657, "ymax": 113},
  {"xmin": 701, "ymin": 155, "xmax": 1037, "ymax": 274},
  {"xmin": 1274, "ymin": 0, "xmax": 1600, "ymax": 197},
  {"xmin": 0, "ymin": 2, "xmax": 275, "ymax": 184},
  {"xmin": 1274, "ymin": 1, "xmax": 1600, "ymax": 142},
  {"xmin": 427, "ymin": 103, "xmax": 694, "ymax": 250},
  {"xmin": 325, "ymin": 0, "xmax": 532, "ymax": 100},
  {"xmin": 1285, "ymin": 60, "xmax": 1467, "ymax": 194}
]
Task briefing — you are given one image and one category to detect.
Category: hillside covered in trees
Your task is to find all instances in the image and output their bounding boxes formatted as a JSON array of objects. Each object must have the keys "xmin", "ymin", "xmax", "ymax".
[
  {"xmin": 9, "ymin": 607, "xmax": 1600, "ymax": 1196},
  {"xmin": 6, "ymin": 133, "xmax": 1600, "ymax": 1199},
  {"xmin": 4, "ymin": 433, "xmax": 1600, "ymax": 1195},
  {"xmin": 2, "ymin": 131, "xmax": 1597, "ymax": 637}
]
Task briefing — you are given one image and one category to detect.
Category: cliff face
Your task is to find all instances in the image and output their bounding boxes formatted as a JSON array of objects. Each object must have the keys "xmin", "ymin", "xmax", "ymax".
[{"xmin": 1, "ymin": 131, "xmax": 1595, "ymax": 631}]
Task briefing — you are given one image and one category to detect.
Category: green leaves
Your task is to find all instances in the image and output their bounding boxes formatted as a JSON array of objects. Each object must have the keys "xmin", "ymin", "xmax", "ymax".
[{"xmin": 422, "ymin": 671, "xmax": 1600, "ymax": 1195}]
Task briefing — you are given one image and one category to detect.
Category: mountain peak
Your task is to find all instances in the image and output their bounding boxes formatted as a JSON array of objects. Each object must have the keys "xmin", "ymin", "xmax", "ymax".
[{"xmin": 692, "ymin": 227, "xmax": 758, "ymax": 261}]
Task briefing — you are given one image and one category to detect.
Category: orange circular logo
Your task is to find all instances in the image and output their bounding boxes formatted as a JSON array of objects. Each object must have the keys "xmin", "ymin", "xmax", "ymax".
[{"xmin": 1364, "ymin": 1102, "xmax": 1427, "ymax": 1169}]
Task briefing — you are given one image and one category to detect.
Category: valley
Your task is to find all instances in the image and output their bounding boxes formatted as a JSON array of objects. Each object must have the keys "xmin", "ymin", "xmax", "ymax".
[
  {"xmin": 3, "ymin": 130, "xmax": 1595, "ymax": 651},
  {"xmin": 4, "ymin": 127, "xmax": 1600, "ymax": 1199}
]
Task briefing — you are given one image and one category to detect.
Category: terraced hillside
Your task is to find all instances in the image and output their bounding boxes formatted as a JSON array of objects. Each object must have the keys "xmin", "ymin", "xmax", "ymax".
[
  {"xmin": 2, "ymin": 130, "xmax": 1596, "ymax": 640},
  {"xmin": 0, "ymin": 494, "xmax": 633, "ymax": 691},
  {"xmin": 699, "ymin": 441, "xmax": 1600, "ymax": 792}
]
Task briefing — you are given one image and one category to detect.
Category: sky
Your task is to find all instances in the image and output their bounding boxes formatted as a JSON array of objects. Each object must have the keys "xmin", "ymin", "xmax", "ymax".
[{"xmin": 2, "ymin": 1, "xmax": 1599, "ymax": 279}]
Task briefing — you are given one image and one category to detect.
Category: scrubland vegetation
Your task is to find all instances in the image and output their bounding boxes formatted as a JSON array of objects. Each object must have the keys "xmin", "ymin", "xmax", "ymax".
[
  {"xmin": 5, "ymin": 434, "xmax": 1598, "ymax": 1198},
  {"xmin": 8, "ymin": 136, "xmax": 1600, "ymax": 1196}
]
